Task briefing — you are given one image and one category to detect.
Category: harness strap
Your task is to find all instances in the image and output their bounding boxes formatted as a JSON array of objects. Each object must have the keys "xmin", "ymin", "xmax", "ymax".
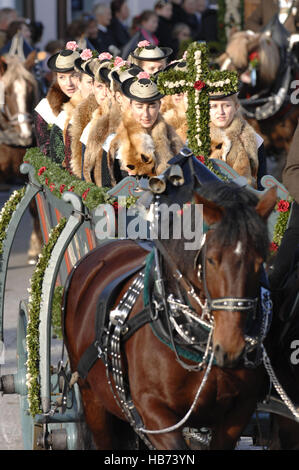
[
  {"xmin": 77, "ymin": 264, "xmax": 144, "ymax": 380},
  {"xmin": 120, "ymin": 306, "xmax": 153, "ymax": 342}
]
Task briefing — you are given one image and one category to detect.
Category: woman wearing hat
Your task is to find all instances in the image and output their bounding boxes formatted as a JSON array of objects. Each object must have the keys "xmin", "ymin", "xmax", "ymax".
[
  {"xmin": 70, "ymin": 54, "xmax": 114, "ymax": 179},
  {"xmin": 161, "ymin": 60, "xmax": 188, "ymax": 143},
  {"xmin": 128, "ymin": 40, "xmax": 172, "ymax": 74},
  {"xmin": 82, "ymin": 62, "xmax": 143, "ymax": 186},
  {"xmin": 105, "ymin": 73, "xmax": 183, "ymax": 185},
  {"xmin": 60, "ymin": 50, "xmax": 96, "ymax": 172},
  {"xmin": 208, "ymin": 90, "xmax": 266, "ymax": 189},
  {"xmin": 34, "ymin": 45, "xmax": 80, "ymax": 159}
]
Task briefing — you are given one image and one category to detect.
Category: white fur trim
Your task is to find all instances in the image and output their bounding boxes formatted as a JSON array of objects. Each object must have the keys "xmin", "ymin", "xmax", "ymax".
[
  {"xmin": 103, "ymin": 133, "xmax": 116, "ymax": 152},
  {"xmin": 141, "ymin": 133, "xmax": 155, "ymax": 156},
  {"xmin": 54, "ymin": 110, "xmax": 67, "ymax": 130},
  {"xmin": 221, "ymin": 135, "xmax": 232, "ymax": 162},
  {"xmin": 255, "ymin": 132, "xmax": 264, "ymax": 149},
  {"xmin": 80, "ymin": 122, "xmax": 91, "ymax": 145},
  {"xmin": 35, "ymin": 98, "xmax": 56, "ymax": 125}
]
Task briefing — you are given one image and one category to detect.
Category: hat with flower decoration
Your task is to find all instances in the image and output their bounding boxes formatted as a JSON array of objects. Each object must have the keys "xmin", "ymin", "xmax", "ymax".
[
  {"xmin": 130, "ymin": 40, "xmax": 172, "ymax": 62},
  {"xmin": 121, "ymin": 72, "xmax": 164, "ymax": 102},
  {"xmin": 47, "ymin": 41, "xmax": 81, "ymax": 72}
]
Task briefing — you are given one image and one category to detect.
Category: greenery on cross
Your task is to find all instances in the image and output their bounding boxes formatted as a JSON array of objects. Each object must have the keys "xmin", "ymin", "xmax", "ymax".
[{"xmin": 157, "ymin": 42, "xmax": 239, "ymax": 159}]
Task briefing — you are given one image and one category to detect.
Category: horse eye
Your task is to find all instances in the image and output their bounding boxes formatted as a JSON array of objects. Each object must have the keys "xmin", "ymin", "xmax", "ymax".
[
  {"xmin": 127, "ymin": 164, "xmax": 135, "ymax": 170},
  {"xmin": 207, "ymin": 257, "xmax": 214, "ymax": 265},
  {"xmin": 141, "ymin": 154, "xmax": 149, "ymax": 163}
]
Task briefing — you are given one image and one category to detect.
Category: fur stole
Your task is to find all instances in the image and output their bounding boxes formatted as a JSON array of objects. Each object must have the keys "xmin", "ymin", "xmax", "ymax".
[
  {"xmin": 62, "ymin": 90, "xmax": 84, "ymax": 141},
  {"xmin": 209, "ymin": 112, "xmax": 259, "ymax": 186},
  {"xmin": 47, "ymin": 81, "xmax": 69, "ymax": 117},
  {"xmin": 69, "ymin": 93, "xmax": 98, "ymax": 178},
  {"xmin": 83, "ymin": 101, "xmax": 121, "ymax": 185},
  {"xmin": 163, "ymin": 107, "xmax": 188, "ymax": 144},
  {"xmin": 108, "ymin": 111, "xmax": 183, "ymax": 184}
]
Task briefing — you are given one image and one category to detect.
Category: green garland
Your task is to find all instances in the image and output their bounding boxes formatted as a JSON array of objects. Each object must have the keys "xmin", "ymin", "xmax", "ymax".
[
  {"xmin": 26, "ymin": 217, "xmax": 67, "ymax": 417},
  {"xmin": 51, "ymin": 285, "xmax": 64, "ymax": 339},
  {"xmin": 24, "ymin": 148, "xmax": 137, "ymax": 209},
  {"xmin": 0, "ymin": 187, "xmax": 26, "ymax": 256}
]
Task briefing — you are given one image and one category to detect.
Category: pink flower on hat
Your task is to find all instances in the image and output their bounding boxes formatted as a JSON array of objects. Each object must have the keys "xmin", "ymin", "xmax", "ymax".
[
  {"xmin": 138, "ymin": 40, "xmax": 150, "ymax": 48},
  {"xmin": 114, "ymin": 56, "xmax": 126, "ymax": 67},
  {"xmin": 80, "ymin": 49, "xmax": 93, "ymax": 60},
  {"xmin": 138, "ymin": 71, "xmax": 150, "ymax": 80},
  {"xmin": 66, "ymin": 41, "xmax": 79, "ymax": 51},
  {"xmin": 98, "ymin": 52, "xmax": 112, "ymax": 61}
]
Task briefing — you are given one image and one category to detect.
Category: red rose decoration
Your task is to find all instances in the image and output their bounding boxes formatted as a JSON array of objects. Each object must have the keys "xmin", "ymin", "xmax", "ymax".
[
  {"xmin": 270, "ymin": 242, "xmax": 278, "ymax": 252},
  {"xmin": 60, "ymin": 184, "xmax": 66, "ymax": 194},
  {"xmin": 82, "ymin": 188, "xmax": 91, "ymax": 200},
  {"xmin": 249, "ymin": 52, "xmax": 259, "ymax": 62},
  {"xmin": 45, "ymin": 177, "xmax": 49, "ymax": 185},
  {"xmin": 49, "ymin": 183, "xmax": 55, "ymax": 192},
  {"xmin": 194, "ymin": 80, "xmax": 206, "ymax": 91},
  {"xmin": 196, "ymin": 155, "xmax": 205, "ymax": 164},
  {"xmin": 38, "ymin": 166, "xmax": 47, "ymax": 176},
  {"xmin": 277, "ymin": 200, "xmax": 290, "ymax": 213},
  {"xmin": 69, "ymin": 186, "xmax": 74, "ymax": 192}
]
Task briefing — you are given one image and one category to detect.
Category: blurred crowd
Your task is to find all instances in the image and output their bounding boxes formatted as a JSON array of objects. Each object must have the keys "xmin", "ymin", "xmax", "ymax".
[{"xmin": 0, "ymin": 1, "xmax": 218, "ymax": 67}]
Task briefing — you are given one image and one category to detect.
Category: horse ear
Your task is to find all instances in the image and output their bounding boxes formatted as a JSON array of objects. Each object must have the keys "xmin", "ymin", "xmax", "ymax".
[
  {"xmin": 193, "ymin": 192, "xmax": 224, "ymax": 226},
  {"xmin": 24, "ymin": 50, "xmax": 37, "ymax": 71},
  {"xmin": 255, "ymin": 186, "xmax": 277, "ymax": 220}
]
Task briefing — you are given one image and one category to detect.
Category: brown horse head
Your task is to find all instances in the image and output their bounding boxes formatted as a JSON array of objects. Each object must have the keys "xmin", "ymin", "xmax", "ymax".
[
  {"xmin": 193, "ymin": 184, "xmax": 277, "ymax": 367},
  {"xmin": 0, "ymin": 51, "xmax": 38, "ymax": 146},
  {"xmin": 156, "ymin": 181, "xmax": 277, "ymax": 368},
  {"xmin": 218, "ymin": 31, "xmax": 280, "ymax": 88}
]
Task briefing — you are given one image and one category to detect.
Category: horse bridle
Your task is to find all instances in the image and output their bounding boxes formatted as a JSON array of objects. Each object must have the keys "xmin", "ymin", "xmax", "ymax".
[
  {"xmin": 154, "ymin": 224, "xmax": 258, "ymax": 319},
  {"xmin": 1, "ymin": 105, "xmax": 33, "ymax": 127}
]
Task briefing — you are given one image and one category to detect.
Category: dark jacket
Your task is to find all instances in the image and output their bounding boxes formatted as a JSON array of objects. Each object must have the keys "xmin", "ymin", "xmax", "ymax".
[
  {"xmin": 245, "ymin": 0, "xmax": 299, "ymax": 33},
  {"xmin": 108, "ymin": 17, "xmax": 130, "ymax": 49},
  {"xmin": 155, "ymin": 15, "xmax": 175, "ymax": 57},
  {"xmin": 195, "ymin": 8, "xmax": 218, "ymax": 42},
  {"xmin": 282, "ymin": 120, "xmax": 299, "ymax": 203},
  {"xmin": 89, "ymin": 27, "xmax": 118, "ymax": 54}
]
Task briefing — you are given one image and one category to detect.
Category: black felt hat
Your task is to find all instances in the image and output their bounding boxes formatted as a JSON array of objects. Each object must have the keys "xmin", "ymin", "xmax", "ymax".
[
  {"xmin": 130, "ymin": 44, "xmax": 172, "ymax": 62},
  {"xmin": 47, "ymin": 49, "xmax": 80, "ymax": 72},
  {"xmin": 121, "ymin": 76, "xmax": 164, "ymax": 103}
]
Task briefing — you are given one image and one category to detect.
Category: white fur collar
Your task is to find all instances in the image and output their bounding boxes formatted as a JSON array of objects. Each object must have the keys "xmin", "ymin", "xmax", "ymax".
[
  {"xmin": 80, "ymin": 122, "xmax": 92, "ymax": 145},
  {"xmin": 35, "ymin": 98, "xmax": 57, "ymax": 125},
  {"xmin": 54, "ymin": 110, "xmax": 67, "ymax": 131},
  {"xmin": 103, "ymin": 133, "xmax": 116, "ymax": 152}
]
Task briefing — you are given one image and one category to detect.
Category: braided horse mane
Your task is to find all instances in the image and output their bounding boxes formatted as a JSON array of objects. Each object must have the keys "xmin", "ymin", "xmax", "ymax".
[{"xmin": 219, "ymin": 31, "xmax": 281, "ymax": 87}]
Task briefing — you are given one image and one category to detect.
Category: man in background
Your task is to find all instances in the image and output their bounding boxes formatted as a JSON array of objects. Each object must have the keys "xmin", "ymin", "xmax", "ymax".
[{"xmin": 0, "ymin": 8, "xmax": 18, "ymax": 49}]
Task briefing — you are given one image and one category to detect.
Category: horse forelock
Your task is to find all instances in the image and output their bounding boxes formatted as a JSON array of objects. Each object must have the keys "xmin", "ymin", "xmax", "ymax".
[
  {"xmin": 197, "ymin": 182, "xmax": 269, "ymax": 259},
  {"xmin": 1, "ymin": 57, "xmax": 37, "ymax": 91}
]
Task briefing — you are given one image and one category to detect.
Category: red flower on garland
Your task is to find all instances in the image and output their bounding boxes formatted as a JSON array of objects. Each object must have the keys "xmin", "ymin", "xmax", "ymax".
[
  {"xmin": 113, "ymin": 201, "xmax": 119, "ymax": 214},
  {"xmin": 249, "ymin": 52, "xmax": 259, "ymax": 62},
  {"xmin": 194, "ymin": 80, "xmax": 206, "ymax": 91},
  {"xmin": 277, "ymin": 200, "xmax": 290, "ymax": 213},
  {"xmin": 82, "ymin": 188, "xmax": 91, "ymax": 200},
  {"xmin": 45, "ymin": 177, "xmax": 49, "ymax": 185},
  {"xmin": 60, "ymin": 184, "xmax": 66, "ymax": 194},
  {"xmin": 49, "ymin": 183, "xmax": 55, "ymax": 192},
  {"xmin": 270, "ymin": 242, "xmax": 278, "ymax": 252},
  {"xmin": 68, "ymin": 186, "xmax": 74, "ymax": 192},
  {"xmin": 196, "ymin": 155, "xmax": 206, "ymax": 164},
  {"xmin": 38, "ymin": 166, "xmax": 47, "ymax": 176}
]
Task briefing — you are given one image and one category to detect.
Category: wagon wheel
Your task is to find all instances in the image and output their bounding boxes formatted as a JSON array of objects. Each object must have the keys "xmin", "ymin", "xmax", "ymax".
[{"xmin": 16, "ymin": 301, "xmax": 43, "ymax": 450}]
